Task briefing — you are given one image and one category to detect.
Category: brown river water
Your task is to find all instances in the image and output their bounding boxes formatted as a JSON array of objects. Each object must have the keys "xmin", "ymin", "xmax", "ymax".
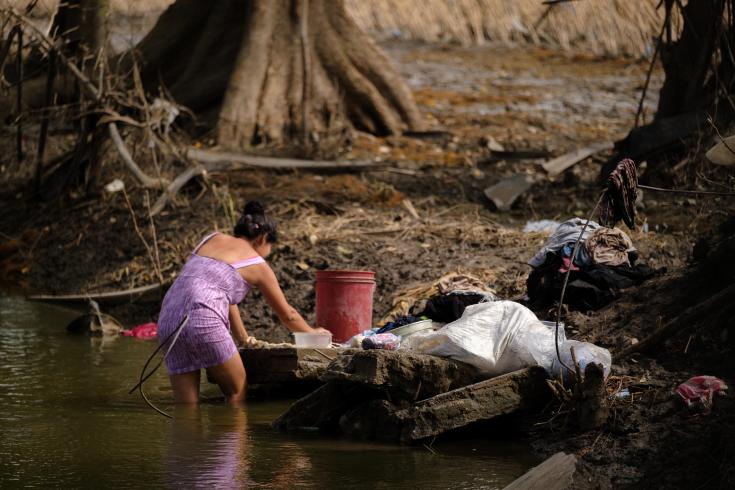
[{"xmin": 0, "ymin": 294, "xmax": 539, "ymax": 489}]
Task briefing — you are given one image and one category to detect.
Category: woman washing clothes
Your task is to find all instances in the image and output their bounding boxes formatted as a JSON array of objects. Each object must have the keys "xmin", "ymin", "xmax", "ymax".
[{"xmin": 157, "ymin": 201, "xmax": 327, "ymax": 404}]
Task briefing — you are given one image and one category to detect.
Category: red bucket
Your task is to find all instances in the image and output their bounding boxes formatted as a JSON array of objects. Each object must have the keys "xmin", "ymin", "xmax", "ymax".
[{"xmin": 315, "ymin": 270, "xmax": 376, "ymax": 343}]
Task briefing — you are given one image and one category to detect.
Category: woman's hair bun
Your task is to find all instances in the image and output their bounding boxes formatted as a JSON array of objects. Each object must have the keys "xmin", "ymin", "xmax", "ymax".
[
  {"xmin": 244, "ymin": 200, "xmax": 265, "ymax": 216},
  {"xmin": 234, "ymin": 200, "xmax": 278, "ymax": 243}
]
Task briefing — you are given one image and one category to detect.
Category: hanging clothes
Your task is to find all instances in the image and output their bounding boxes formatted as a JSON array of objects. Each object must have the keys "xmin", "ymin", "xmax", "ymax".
[{"xmin": 599, "ymin": 158, "xmax": 638, "ymax": 229}]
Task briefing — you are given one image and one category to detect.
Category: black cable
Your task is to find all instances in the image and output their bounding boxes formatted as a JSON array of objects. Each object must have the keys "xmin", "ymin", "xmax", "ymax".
[
  {"xmin": 638, "ymin": 184, "xmax": 735, "ymax": 196},
  {"xmin": 130, "ymin": 315, "xmax": 189, "ymax": 419}
]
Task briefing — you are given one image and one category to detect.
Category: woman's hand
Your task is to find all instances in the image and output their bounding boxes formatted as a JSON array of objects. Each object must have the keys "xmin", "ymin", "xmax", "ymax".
[
  {"xmin": 239, "ymin": 335, "xmax": 260, "ymax": 348},
  {"xmin": 312, "ymin": 327, "xmax": 331, "ymax": 334}
]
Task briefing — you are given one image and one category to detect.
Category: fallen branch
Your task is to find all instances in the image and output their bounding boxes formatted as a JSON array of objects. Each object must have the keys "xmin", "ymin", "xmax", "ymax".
[
  {"xmin": 185, "ymin": 147, "xmax": 377, "ymax": 170},
  {"xmin": 27, "ymin": 283, "xmax": 164, "ymax": 305},
  {"xmin": 150, "ymin": 163, "xmax": 205, "ymax": 216},
  {"xmin": 108, "ymin": 122, "xmax": 168, "ymax": 189},
  {"xmin": 148, "ymin": 148, "xmax": 379, "ymax": 216},
  {"xmin": 619, "ymin": 282, "xmax": 735, "ymax": 358}
]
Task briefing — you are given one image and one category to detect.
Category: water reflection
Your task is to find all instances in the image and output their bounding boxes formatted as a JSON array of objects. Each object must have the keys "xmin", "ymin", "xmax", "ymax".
[
  {"xmin": 165, "ymin": 406, "xmax": 250, "ymax": 488},
  {"xmin": 165, "ymin": 405, "xmax": 313, "ymax": 489}
]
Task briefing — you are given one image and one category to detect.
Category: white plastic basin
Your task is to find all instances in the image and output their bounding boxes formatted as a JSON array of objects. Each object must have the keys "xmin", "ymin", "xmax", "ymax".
[{"xmin": 293, "ymin": 332, "xmax": 333, "ymax": 348}]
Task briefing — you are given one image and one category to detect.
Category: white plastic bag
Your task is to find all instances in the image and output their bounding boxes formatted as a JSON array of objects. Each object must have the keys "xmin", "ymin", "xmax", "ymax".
[
  {"xmin": 403, "ymin": 301, "xmax": 555, "ymax": 376},
  {"xmin": 403, "ymin": 301, "xmax": 612, "ymax": 379},
  {"xmin": 550, "ymin": 339, "xmax": 612, "ymax": 383}
]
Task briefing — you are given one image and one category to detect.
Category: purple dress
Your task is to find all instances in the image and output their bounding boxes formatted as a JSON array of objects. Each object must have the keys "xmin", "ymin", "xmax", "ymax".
[{"xmin": 157, "ymin": 233, "xmax": 265, "ymax": 374}]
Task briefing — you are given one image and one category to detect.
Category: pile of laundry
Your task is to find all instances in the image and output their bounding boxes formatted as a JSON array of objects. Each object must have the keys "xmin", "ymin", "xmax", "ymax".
[{"xmin": 526, "ymin": 218, "xmax": 658, "ymax": 311}]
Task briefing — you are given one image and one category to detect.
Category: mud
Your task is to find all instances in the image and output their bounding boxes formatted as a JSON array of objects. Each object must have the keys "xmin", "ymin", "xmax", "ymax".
[{"xmin": 2, "ymin": 35, "xmax": 735, "ymax": 489}]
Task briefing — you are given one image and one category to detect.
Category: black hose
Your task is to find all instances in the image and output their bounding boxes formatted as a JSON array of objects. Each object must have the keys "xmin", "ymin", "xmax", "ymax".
[{"xmin": 130, "ymin": 315, "xmax": 189, "ymax": 419}]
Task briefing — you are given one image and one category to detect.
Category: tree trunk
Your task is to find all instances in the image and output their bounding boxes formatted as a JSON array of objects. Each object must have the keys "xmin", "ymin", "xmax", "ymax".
[
  {"xmin": 656, "ymin": 0, "xmax": 725, "ymax": 119},
  {"xmin": 49, "ymin": 0, "xmax": 109, "ymax": 57},
  {"xmin": 129, "ymin": 0, "xmax": 423, "ymax": 150}
]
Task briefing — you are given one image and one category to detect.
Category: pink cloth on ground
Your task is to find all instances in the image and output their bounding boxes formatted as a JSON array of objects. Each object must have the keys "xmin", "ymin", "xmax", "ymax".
[{"xmin": 121, "ymin": 322, "xmax": 158, "ymax": 339}]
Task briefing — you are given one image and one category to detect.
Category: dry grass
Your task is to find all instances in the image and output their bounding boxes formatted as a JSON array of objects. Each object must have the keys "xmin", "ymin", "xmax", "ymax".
[
  {"xmin": 6, "ymin": 0, "xmax": 672, "ymax": 58},
  {"xmin": 347, "ymin": 0, "xmax": 672, "ymax": 58}
]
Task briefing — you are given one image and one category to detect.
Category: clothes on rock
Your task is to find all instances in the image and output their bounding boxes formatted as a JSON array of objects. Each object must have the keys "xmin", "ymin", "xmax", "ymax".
[
  {"xmin": 599, "ymin": 158, "xmax": 637, "ymax": 229},
  {"xmin": 419, "ymin": 291, "xmax": 492, "ymax": 323},
  {"xmin": 528, "ymin": 218, "xmax": 601, "ymax": 268},
  {"xmin": 586, "ymin": 227, "xmax": 637, "ymax": 267}
]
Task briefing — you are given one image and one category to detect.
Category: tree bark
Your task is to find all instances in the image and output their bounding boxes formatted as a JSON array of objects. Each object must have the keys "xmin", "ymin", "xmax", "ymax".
[
  {"xmin": 656, "ymin": 0, "xmax": 725, "ymax": 119},
  {"xmin": 129, "ymin": 0, "xmax": 424, "ymax": 150}
]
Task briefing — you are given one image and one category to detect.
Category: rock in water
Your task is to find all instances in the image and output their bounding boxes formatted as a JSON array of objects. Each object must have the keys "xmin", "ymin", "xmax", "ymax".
[{"xmin": 65, "ymin": 300, "xmax": 123, "ymax": 336}]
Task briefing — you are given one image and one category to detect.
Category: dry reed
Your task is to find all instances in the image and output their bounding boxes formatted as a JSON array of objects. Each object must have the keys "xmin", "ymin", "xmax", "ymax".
[
  {"xmin": 6, "ymin": 0, "xmax": 671, "ymax": 58},
  {"xmin": 347, "ymin": 0, "xmax": 669, "ymax": 58}
]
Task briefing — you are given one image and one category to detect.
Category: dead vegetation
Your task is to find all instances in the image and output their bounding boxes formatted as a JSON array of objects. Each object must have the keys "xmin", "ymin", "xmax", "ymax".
[{"xmin": 10, "ymin": 0, "xmax": 673, "ymax": 58}]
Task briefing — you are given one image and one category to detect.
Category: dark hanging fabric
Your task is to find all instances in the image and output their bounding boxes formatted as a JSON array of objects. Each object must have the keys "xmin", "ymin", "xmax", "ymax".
[{"xmin": 599, "ymin": 158, "xmax": 638, "ymax": 230}]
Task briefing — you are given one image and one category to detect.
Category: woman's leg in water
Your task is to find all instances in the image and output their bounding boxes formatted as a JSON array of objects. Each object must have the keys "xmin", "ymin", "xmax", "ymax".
[
  {"xmin": 170, "ymin": 370, "xmax": 201, "ymax": 403},
  {"xmin": 206, "ymin": 352, "xmax": 247, "ymax": 404}
]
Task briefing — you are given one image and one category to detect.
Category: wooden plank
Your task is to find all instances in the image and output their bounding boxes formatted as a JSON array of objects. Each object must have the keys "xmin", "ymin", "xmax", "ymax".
[
  {"xmin": 27, "ymin": 283, "xmax": 164, "ymax": 306},
  {"xmin": 400, "ymin": 367, "xmax": 549, "ymax": 442},
  {"xmin": 542, "ymin": 142, "xmax": 613, "ymax": 176},
  {"xmin": 483, "ymin": 174, "xmax": 537, "ymax": 211},
  {"xmin": 503, "ymin": 452, "xmax": 577, "ymax": 490}
]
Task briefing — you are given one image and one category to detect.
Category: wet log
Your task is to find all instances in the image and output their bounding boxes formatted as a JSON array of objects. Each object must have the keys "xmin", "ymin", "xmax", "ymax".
[
  {"xmin": 575, "ymin": 362, "xmax": 608, "ymax": 431},
  {"xmin": 240, "ymin": 345, "xmax": 339, "ymax": 385},
  {"xmin": 502, "ymin": 452, "xmax": 577, "ymax": 490},
  {"xmin": 399, "ymin": 367, "xmax": 550, "ymax": 442},
  {"xmin": 322, "ymin": 349, "xmax": 478, "ymax": 402},
  {"xmin": 272, "ymin": 381, "xmax": 376, "ymax": 431}
]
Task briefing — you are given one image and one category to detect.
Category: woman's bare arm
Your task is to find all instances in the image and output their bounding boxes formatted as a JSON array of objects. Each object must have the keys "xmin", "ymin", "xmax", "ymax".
[{"xmin": 247, "ymin": 264, "xmax": 317, "ymax": 333}]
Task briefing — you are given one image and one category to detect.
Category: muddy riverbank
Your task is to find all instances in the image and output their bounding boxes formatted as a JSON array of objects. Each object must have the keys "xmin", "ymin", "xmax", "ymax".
[{"xmin": 2, "ymin": 36, "xmax": 734, "ymax": 489}]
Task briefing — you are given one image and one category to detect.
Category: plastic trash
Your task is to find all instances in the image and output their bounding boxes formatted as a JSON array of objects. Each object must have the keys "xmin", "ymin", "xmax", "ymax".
[
  {"xmin": 404, "ymin": 301, "xmax": 612, "ymax": 379},
  {"xmin": 675, "ymin": 376, "xmax": 728, "ymax": 413},
  {"xmin": 121, "ymin": 322, "xmax": 157, "ymax": 339},
  {"xmin": 362, "ymin": 333, "xmax": 401, "ymax": 351},
  {"xmin": 343, "ymin": 329, "xmax": 377, "ymax": 348},
  {"xmin": 540, "ymin": 320, "xmax": 567, "ymax": 344},
  {"xmin": 615, "ymin": 388, "xmax": 631, "ymax": 400},
  {"xmin": 550, "ymin": 339, "xmax": 612, "ymax": 383},
  {"xmin": 104, "ymin": 179, "xmax": 125, "ymax": 193},
  {"xmin": 523, "ymin": 220, "xmax": 561, "ymax": 234}
]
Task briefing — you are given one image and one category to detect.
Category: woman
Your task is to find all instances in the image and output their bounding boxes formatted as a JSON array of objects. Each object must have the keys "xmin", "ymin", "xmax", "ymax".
[{"xmin": 157, "ymin": 201, "xmax": 326, "ymax": 404}]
